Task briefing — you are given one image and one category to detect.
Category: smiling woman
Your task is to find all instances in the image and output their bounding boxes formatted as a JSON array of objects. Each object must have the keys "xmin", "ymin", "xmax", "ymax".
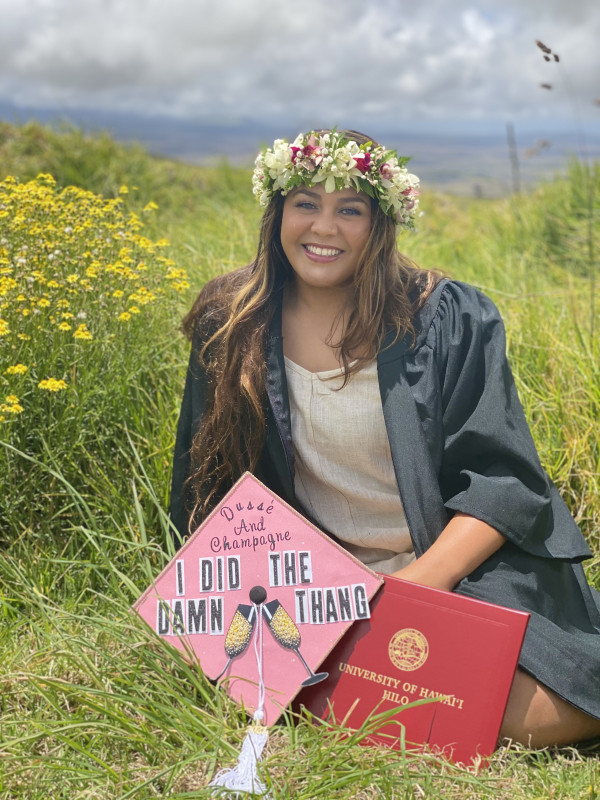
[{"xmin": 169, "ymin": 128, "xmax": 600, "ymax": 750}]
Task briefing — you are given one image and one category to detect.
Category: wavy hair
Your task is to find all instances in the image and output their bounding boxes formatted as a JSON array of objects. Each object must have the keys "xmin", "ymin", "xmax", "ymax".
[{"xmin": 182, "ymin": 130, "xmax": 440, "ymax": 525}]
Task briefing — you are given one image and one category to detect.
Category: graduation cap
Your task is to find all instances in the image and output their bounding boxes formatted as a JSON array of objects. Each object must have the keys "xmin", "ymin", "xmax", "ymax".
[{"xmin": 133, "ymin": 473, "xmax": 383, "ymax": 793}]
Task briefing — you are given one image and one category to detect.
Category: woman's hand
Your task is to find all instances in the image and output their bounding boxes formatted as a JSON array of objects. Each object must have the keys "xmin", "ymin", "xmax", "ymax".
[{"xmin": 391, "ymin": 512, "xmax": 506, "ymax": 592}]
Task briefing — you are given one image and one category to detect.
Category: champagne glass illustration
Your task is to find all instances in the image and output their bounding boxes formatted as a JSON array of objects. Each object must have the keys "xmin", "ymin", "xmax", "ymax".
[
  {"xmin": 262, "ymin": 598, "xmax": 328, "ymax": 686},
  {"xmin": 214, "ymin": 586, "xmax": 269, "ymax": 681},
  {"xmin": 215, "ymin": 601, "xmax": 257, "ymax": 681}
]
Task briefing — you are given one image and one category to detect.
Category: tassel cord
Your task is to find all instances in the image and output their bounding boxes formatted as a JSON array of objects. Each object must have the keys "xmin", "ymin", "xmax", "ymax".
[{"xmin": 209, "ymin": 601, "xmax": 270, "ymax": 798}]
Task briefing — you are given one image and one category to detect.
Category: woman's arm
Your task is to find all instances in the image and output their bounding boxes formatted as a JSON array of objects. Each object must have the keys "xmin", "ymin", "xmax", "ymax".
[{"xmin": 391, "ymin": 512, "xmax": 506, "ymax": 591}]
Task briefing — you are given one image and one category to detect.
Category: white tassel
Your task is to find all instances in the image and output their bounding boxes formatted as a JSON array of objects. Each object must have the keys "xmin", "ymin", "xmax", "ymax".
[
  {"xmin": 210, "ymin": 714, "xmax": 269, "ymax": 797},
  {"xmin": 210, "ymin": 598, "xmax": 270, "ymax": 797}
]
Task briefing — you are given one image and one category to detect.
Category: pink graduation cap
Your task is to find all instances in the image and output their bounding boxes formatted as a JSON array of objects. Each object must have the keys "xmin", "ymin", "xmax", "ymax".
[{"xmin": 133, "ymin": 472, "xmax": 383, "ymax": 725}]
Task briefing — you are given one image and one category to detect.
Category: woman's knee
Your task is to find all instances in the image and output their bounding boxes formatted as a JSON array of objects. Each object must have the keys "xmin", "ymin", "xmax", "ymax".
[{"xmin": 500, "ymin": 669, "xmax": 600, "ymax": 748}]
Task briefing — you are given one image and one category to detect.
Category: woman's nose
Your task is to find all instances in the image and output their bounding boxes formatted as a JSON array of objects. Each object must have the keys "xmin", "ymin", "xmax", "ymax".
[{"xmin": 310, "ymin": 210, "xmax": 338, "ymax": 236}]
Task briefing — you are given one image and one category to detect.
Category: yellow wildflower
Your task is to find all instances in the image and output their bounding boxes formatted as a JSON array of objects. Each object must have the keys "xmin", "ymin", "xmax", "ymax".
[
  {"xmin": 38, "ymin": 378, "xmax": 67, "ymax": 392},
  {"xmin": 166, "ymin": 267, "xmax": 187, "ymax": 280},
  {"xmin": 36, "ymin": 173, "xmax": 56, "ymax": 185},
  {"xmin": 74, "ymin": 323, "xmax": 92, "ymax": 340},
  {"xmin": 4, "ymin": 364, "xmax": 28, "ymax": 375},
  {"xmin": 0, "ymin": 174, "xmax": 181, "ymax": 374},
  {"xmin": 129, "ymin": 287, "xmax": 156, "ymax": 305},
  {"xmin": 119, "ymin": 185, "xmax": 129, "ymax": 194},
  {"xmin": 0, "ymin": 276, "xmax": 18, "ymax": 294},
  {"xmin": 0, "ymin": 402, "xmax": 23, "ymax": 415},
  {"xmin": 5, "ymin": 395, "xmax": 19, "ymax": 404}
]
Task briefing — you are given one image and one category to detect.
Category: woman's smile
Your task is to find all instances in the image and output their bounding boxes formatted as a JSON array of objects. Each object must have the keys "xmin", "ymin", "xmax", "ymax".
[{"xmin": 302, "ymin": 243, "xmax": 344, "ymax": 260}]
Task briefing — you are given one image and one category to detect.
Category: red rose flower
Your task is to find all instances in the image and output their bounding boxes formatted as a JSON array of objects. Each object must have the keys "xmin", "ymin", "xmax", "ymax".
[{"xmin": 353, "ymin": 153, "xmax": 371, "ymax": 174}]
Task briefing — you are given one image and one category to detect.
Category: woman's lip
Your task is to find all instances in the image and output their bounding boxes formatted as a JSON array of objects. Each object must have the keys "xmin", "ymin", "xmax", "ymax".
[{"xmin": 302, "ymin": 243, "xmax": 343, "ymax": 260}]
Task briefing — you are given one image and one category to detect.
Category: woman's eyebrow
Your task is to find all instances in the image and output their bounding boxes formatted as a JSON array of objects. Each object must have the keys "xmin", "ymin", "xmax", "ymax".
[
  {"xmin": 337, "ymin": 196, "xmax": 369, "ymax": 206},
  {"xmin": 293, "ymin": 188, "xmax": 369, "ymax": 206},
  {"xmin": 293, "ymin": 188, "xmax": 320, "ymax": 199}
]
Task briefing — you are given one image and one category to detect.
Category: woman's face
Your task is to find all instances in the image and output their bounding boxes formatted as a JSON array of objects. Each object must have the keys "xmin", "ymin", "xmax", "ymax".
[{"xmin": 280, "ymin": 184, "xmax": 372, "ymax": 293}]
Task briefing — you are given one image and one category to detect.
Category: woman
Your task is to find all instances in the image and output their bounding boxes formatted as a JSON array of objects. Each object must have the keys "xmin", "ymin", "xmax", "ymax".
[{"xmin": 170, "ymin": 129, "xmax": 600, "ymax": 748}]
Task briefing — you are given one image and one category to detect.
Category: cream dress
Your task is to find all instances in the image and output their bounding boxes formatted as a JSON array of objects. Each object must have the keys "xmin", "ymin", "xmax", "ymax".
[{"xmin": 284, "ymin": 357, "xmax": 415, "ymax": 575}]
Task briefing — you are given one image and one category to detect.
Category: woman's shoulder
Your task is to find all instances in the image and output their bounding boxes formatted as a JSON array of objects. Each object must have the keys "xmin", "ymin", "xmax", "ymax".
[{"xmin": 413, "ymin": 279, "xmax": 504, "ymax": 349}]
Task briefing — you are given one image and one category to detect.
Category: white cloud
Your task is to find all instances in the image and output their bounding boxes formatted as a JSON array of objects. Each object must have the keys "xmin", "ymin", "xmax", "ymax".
[{"xmin": 0, "ymin": 0, "xmax": 598, "ymax": 129}]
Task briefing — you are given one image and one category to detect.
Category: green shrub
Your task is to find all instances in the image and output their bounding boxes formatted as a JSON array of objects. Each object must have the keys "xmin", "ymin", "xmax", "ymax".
[{"xmin": 0, "ymin": 173, "xmax": 188, "ymax": 544}]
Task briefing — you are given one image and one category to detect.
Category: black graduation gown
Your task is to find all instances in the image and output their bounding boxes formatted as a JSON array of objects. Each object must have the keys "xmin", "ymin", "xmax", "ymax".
[{"xmin": 170, "ymin": 278, "xmax": 600, "ymax": 719}]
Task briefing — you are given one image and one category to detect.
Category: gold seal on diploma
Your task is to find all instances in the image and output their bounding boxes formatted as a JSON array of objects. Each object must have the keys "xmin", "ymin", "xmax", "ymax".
[{"xmin": 388, "ymin": 628, "xmax": 429, "ymax": 672}]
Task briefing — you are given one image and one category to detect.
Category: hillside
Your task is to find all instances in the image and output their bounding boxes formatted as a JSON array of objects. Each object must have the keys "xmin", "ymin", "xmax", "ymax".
[{"xmin": 1, "ymin": 124, "xmax": 598, "ymax": 800}]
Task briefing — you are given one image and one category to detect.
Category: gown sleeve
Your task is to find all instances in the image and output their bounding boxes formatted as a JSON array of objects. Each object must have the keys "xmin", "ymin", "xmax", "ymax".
[{"xmin": 428, "ymin": 281, "xmax": 591, "ymax": 561}]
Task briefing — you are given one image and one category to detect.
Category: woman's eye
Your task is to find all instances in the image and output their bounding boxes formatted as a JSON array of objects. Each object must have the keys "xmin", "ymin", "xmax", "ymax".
[
  {"xmin": 296, "ymin": 201, "xmax": 316, "ymax": 210},
  {"xmin": 340, "ymin": 207, "xmax": 361, "ymax": 216}
]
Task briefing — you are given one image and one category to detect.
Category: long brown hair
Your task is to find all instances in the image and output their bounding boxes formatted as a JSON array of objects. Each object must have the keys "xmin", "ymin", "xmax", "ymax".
[{"xmin": 183, "ymin": 130, "xmax": 440, "ymax": 525}]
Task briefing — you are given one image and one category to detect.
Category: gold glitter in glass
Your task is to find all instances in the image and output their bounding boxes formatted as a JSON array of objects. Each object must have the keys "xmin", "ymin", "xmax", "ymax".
[
  {"xmin": 269, "ymin": 605, "xmax": 301, "ymax": 649},
  {"xmin": 224, "ymin": 610, "xmax": 253, "ymax": 657}
]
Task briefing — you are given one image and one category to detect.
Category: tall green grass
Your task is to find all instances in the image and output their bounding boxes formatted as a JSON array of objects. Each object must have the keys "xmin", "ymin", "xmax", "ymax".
[
  {"xmin": 1, "ymin": 125, "xmax": 599, "ymax": 799},
  {"xmin": 404, "ymin": 175, "xmax": 600, "ymax": 561}
]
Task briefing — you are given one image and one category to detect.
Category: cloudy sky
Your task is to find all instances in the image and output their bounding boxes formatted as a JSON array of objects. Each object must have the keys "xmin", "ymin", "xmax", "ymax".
[
  {"xmin": 1, "ymin": 0, "xmax": 599, "ymax": 162},
  {"xmin": 0, "ymin": 0, "xmax": 600, "ymax": 123}
]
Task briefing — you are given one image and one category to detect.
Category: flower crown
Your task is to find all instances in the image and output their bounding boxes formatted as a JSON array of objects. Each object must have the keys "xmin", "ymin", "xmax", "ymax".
[{"xmin": 252, "ymin": 130, "xmax": 420, "ymax": 230}]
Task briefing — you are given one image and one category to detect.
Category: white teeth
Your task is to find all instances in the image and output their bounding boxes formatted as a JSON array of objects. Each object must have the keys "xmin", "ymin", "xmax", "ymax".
[{"xmin": 305, "ymin": 245, "xmax": 341, "ymax": 257}]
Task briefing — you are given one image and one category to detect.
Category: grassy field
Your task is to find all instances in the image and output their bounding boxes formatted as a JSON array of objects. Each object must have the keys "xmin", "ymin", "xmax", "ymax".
[{"xmin": 0, "ymin": 122, "xmax": 599, "ymax": 799}]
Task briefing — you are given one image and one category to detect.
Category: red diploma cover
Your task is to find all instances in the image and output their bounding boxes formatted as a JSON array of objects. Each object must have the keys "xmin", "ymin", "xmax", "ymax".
[{"xmin": 295, "ymin": 575, "xmax": 529, "ymax": 764}]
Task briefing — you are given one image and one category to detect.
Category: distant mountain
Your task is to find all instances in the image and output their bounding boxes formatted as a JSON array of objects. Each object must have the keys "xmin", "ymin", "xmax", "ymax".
[
  {"xmin": 0, "ymin": 99, "xmax": 276, "ymax": 160},
  {"xmin": 1, "ymin": 100, "xmax": 598, "ymax": 196}
]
